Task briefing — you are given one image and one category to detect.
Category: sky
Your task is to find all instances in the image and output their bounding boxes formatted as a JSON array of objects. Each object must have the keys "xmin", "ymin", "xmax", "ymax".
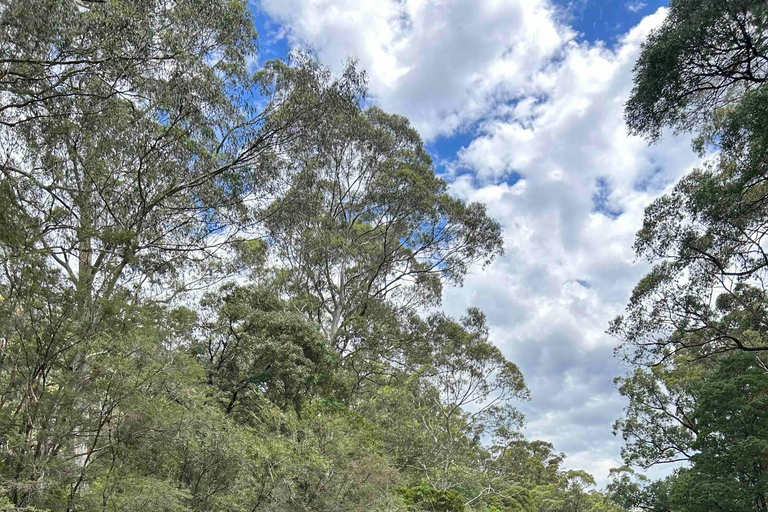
[{"xmin": 249, "ymin": 0, "xmax": 701, "ymax": 487}]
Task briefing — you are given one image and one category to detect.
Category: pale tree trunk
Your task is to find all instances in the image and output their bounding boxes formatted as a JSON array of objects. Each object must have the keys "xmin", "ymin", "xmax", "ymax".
[{"xmin": 329, "ymin": 259, "xmax": 346, "ymax": 344}]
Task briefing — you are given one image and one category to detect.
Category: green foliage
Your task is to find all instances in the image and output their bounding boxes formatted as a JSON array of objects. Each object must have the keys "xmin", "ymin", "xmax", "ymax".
[
  {"xmin": 399, "ymin": 485, "xmax": 466, "ymax": 512},
  {"xmin": 607, "ymin": 467, "xmax": 674, "ymax": 512},
  {"xmin": 616, "ymin": 3, "xmax": 768, "ymax": 512},
  {"xmin": 611, "ymin": 354, "xmax": 768, "ymax": 512},
  {"xmin": 626, "ymin": 0, "xmax": 768, "ymax": 140},
  {"xmin": 533, "ymin": 470, "xmax": 605, "ymax": 512},
  {"xmin": 263, "ymin": 101, "xmax": 504, "ymax": 353},
  {"xmin": 0, "ymin": 0, "xmax": 363, "ymax": 311},
  {"xmin": 612, "ymin": 361, "xmax": 702, "ymax": 468},
  {"xmin": 196, "ymin": 283, "xmax": 336, "ymax": 416},
  {"xmin": 615, "ymin": 0, "xmax": 768, "ymax": 365},
  {"xmin": 0, "ymin": 2, "xmax": 620, "ymax": 511},
  {"xmin": 669, "ymin": 353, "xmax": 768, "ymax": 512}
]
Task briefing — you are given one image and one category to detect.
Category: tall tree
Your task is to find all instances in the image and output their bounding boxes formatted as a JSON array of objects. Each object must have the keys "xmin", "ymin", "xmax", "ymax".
[
  {"xmin": 614, "ymin": 2, "xmax": 768, "ymax": 511},
  {"xmin": 0, "ymin": 1, "xmax": 360, "ymax": 508},
  {"xmin": 613, "ymin": 0, "xmax": 768, "ymax": 367},
  {"xmin": 0, "ymin": 0, "xmax": 362, "ymax": 311},
  {"xmin": 612, "ymin": 361, "xmax": 702, "ymax": 470},
  {"xmin": 263, "ymin": 104, "xmax": 504, "ymax": 355},
  {"xmin": 0, "ymin": 3, "xmax": 614, "ymax": 512}
]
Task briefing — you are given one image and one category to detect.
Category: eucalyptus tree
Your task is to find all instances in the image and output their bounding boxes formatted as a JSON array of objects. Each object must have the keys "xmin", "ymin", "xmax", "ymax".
[
  {"xmin": 0, "ymin": 0, "xmax": 362, "ymax": 312},
  {"xmin": 612, "ymin": 361, "xmax": 702, "ymax": 471},
  {"xmin": 614, "ymin": 0, "xmax": 768, "ymax": 367},
  {"xmin": 407, "ymin": 308, "xmax": 528, "ymax": 446},
  {"xmin": 263, "ymin": 104, "xmax": 504, "ymax": 356},
  {"xmin": 0, "ymin": 0, "xmax": 362, "ymax": 508},
  {"xmin": 356, "ymin": 309, "xmax": 529, "ymax": 507},
  {"xmin": 534, "ymin": 470, "xmax": 598, "ymax": 512},
  {"xmin": 607, "ymin": 467, "xmax": 675, "ymax": 512},
  {"xmin": 613, "ymin": 1, "xmax": 768, "ymax": 510},
  {"xmin": 0, "ymin": 4, "xmax": 615, "ymax": 512}
]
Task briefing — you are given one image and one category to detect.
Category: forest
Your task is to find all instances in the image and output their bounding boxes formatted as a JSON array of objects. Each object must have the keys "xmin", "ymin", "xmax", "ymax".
[{"xmin": 0, "ymin": 0, "xmax": 766, "ymax": 510}]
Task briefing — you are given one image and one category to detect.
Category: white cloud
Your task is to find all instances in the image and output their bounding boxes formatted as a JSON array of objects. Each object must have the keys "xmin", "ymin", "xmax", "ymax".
[
  {"xmin": 442, "ymin": 9, "xmax": 701, "ymax": 484},
  {"xmin": 257, "ymin": 0, "xmax": 573, "ymax": 139},
  {"xmin": 626, "ymin": 1, "xmax": 648, "ymax": 13},
  {"xmin": 255, "ymin": 0, "xmax": 702, "ymax": 486}
]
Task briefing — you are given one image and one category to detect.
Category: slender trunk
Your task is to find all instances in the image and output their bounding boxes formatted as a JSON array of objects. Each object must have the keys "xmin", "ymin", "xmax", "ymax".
[
  {"xmin": 329, "ymin": 259, "xmax": 345, "ymax": 344},
  {"xmin": 77, "ymin": 186, "xmax": 94, "ymax": 321}
]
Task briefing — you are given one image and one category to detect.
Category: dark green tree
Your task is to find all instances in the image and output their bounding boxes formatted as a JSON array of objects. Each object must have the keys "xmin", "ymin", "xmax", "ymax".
[
  {"xmin": 196, "ymin": 283, "xmax": 335, "ymax": 417},
  {"xmin": 672, "ymin": 353, "xmax": 768, "ymax": 512},
  {"xmin": 626, "ymin": 0, "xmax": 768, "ymax": 141},
  {"xmin": 614, "ymin": 0, "xmax": 768, "ymax": 364},
  {"xmin": 615, "ymin": 2, "xmax": 768, "ymax": 511}
]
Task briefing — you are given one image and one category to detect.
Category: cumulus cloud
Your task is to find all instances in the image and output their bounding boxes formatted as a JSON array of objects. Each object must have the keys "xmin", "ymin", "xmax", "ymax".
[
  {"xmin": 255, "ymin": 0, "xmax": 702, "ymax": 486},
  {"xmin": 442, "ymin": 10, "xmax": 701, "ymax": 484},
  {"xmin": 258, "ymin": 0, "xmax": 573, "ymax": 139}
]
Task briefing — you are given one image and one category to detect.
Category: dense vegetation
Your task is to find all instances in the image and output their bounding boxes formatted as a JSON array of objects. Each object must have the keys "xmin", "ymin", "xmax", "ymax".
[
  {"xmin": 2, "ymin": 0, "xmax": 767, "ymax": 511},
  {"xmin": 0, "ymin": 1, "xmax": 624, "ymax": 511},
  {"xmin": 611, "ymin": 0, "xmax": 768, "ymax": 510}
]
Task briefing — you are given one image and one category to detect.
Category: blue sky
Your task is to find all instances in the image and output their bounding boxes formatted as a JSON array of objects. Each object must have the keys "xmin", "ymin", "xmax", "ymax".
[
  {"xmin": 248, "ymin": 0, "xmax": 699, "ymax": 486},
  {"xmin": 559, "ymin": 0, "xmax": 667, "ymax": 42}
]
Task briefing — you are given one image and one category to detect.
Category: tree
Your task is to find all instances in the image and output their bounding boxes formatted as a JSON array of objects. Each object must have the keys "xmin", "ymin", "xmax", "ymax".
[
  {"xmin": 611, "ymin": 354, "xmax": 768, "ymax": 512},
  {"xmin": 626, "ymin": 0, "xmax": 768, "ymax": 141},
  {"xmin": 357, "ymin": 309, "xmax": 527, "ymax": 493},
  {"xmin": 0, "ymin": 1, "xmax": 362, "ymax": 311},
  {"xmin": 614, "ymin": 0, "xmax": 768, "ymax": 364},
  {"xmin": 534, "ymin": 470, "xmax": 597, "ymax": 512},
  {"xmin": 263, "ymin": 103, "xmax": 504, "ymax": 355},
  {"xmin": 0, "ymin": 1, "xmax": 361, "ymax": 509},
  {"xmin": 607, "ymin": 467, "xmax": 674, "ymax": 512},
  {"xmin": 671, "ymin": 353, "xmax": 768, "ymax": 512},
  {"xmin": 615, "ymin": 3, "xmax": 768, "ymax": 511},
  {"xmin": 398, "ymin": 485, "xmax": 466, "ymax": 512},
  {"xmin": 0, "ymin": 3, "xmax": 613, "ymax": 511},
  {"xmin": 196, "ymin": 283, "xmax": 335, "ymax": 417},
  {"xmin": 0, "ymin": 294, "xmax": 206, "ymax": 509},
  {"xmin": 612, "ymin": 360, "xmax": 703, "ymax": 469}
]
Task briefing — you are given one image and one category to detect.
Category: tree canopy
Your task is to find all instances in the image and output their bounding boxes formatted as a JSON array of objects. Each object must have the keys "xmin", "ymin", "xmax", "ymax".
[
  {"xmin": 0, "ymin": 1, "xmax": 617, "ymax": 511},
  {"xmin": 613, "ymin": 0, "xmax": 768, "ymax": 510}
]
